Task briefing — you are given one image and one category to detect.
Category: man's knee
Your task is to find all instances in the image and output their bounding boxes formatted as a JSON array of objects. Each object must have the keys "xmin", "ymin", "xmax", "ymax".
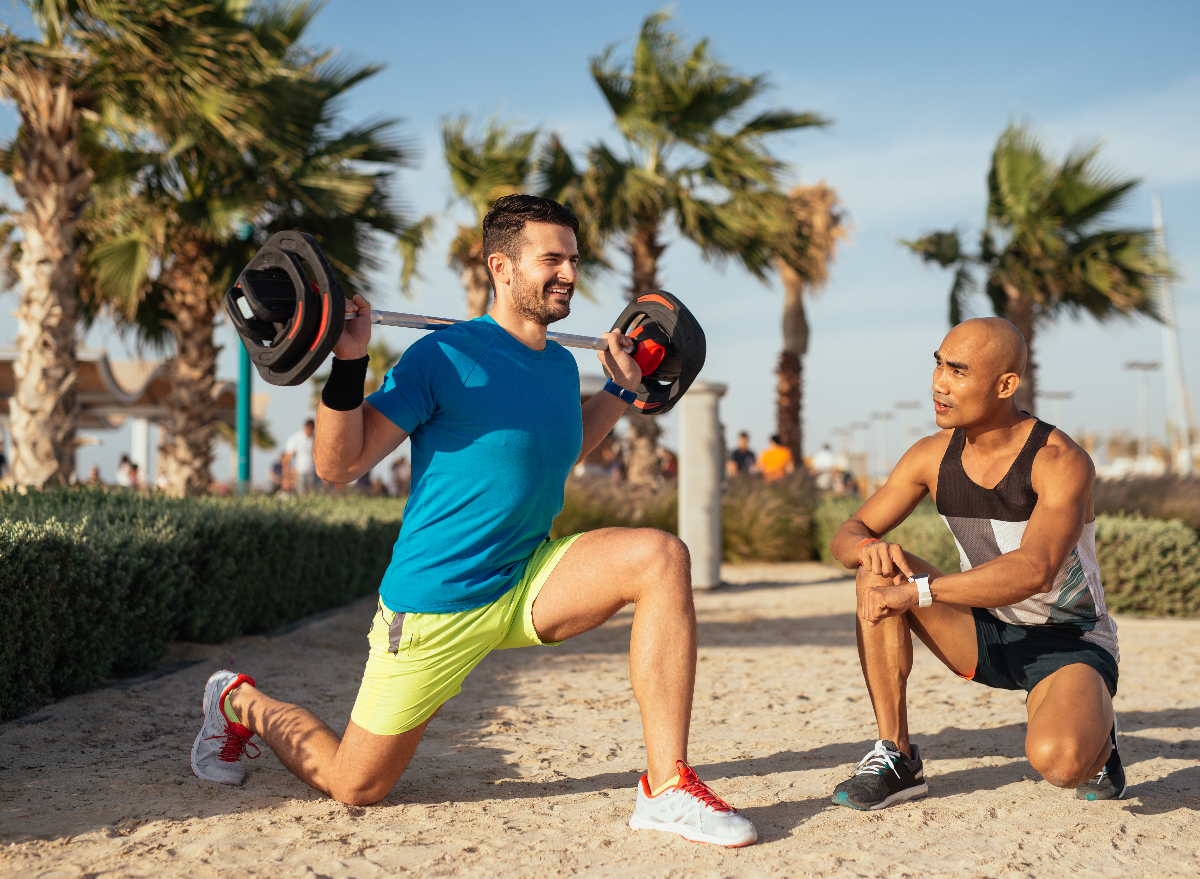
[
  {"xmin": 629, "ymin": 529, "xmax": 691, "ymax": 593},
  {"xmin": 329, "ymin": 780, "xmax": 391, "ymax": 806},
  {"xmin": 1026, "ymin": 736, "xmax": 1108, "ymax": 788},
  {"xmin": 855, "ymin": 564, "xmax": 892, "ymax": 593}
]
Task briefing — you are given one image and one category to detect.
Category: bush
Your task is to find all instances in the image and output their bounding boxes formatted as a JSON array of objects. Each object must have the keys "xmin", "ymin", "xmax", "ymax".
[
  {"xmin": 813, "ymin": 496, "xmax": 961, "ymax": 574},
  {"xmin": 1094, "ymin": 513, "xmax": 1200, "ymax": 616},
  {"xmin": 0, "ymin": 488, "xmax": 404, "ymax": 720},
  {"xmin": 551, "ymin": 477, "xmax": 815, "ymax": 563}
]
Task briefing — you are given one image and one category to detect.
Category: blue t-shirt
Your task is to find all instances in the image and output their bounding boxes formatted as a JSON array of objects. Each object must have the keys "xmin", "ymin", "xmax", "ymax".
[{"xmin": 366, "ymin": 315, "xmax": 583, "ymax": 613}]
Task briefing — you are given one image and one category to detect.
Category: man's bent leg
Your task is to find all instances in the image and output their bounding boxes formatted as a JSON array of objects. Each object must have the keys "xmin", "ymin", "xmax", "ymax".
[
  {"xmin": 530, "ymin": 527, "xmax": 695, "ymax": 790},
  {"xmin": 855, "ymin": 560, "xmax": 977, "ymax": 756},
  {"xmin": 1024, "ymin": 664, "xmax": 1114, "ymax": 788},
  {"xmin": 227, "ymin": 684, "xmax": 431, "ymax": 805}
]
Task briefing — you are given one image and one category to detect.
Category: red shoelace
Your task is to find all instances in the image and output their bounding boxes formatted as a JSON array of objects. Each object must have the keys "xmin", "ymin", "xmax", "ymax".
[
  {"xmin": 206, "ymin": 721, "xmax": 261, "ymax": 764},
  {"xmin": 675, "ymin": 762, "xmax": 734, "ymax": 813}
]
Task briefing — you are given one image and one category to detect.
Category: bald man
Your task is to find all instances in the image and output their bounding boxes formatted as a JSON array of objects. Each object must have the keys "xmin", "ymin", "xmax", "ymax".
[{"xmin": 827, "ymin": 318, "xmax": 1123, "ymax": 810}]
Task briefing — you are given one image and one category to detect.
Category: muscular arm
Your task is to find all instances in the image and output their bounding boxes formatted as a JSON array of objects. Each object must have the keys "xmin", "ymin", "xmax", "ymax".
[
  {"xmin": 926, "ymin": 437, "xmax": 1093, "ymax": 607},
  {"xmin": 311, "ymin": 294, "xmax": 410, "ymax": 484},
  {"xmin": 576, "ymin": 330, "xmax": 641, "ymax": 464},
  {"xmin": 830, "ymin": 434, "xmax": 942, "ymax": 574},
  {"xmin": 859, "ymin": 431, "xmax": 1096, "ymax": 624}
]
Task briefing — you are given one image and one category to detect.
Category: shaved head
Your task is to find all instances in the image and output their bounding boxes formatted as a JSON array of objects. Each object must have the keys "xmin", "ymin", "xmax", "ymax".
[{"xmin": 943, "ymin": 318, "xmax": 1028, "ymax": 379}]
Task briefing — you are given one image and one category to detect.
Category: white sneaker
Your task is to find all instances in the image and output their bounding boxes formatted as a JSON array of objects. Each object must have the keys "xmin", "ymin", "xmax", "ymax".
[
  {"xmin": 190, "ymin": 670, "xmax": 259, "ymax": 785},
  {"xmin": 629, "ymin": 761, "xmax": 757, "ymax": 847}
]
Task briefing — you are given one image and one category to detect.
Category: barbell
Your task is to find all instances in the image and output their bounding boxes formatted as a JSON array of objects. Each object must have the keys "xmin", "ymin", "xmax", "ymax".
[{"xmin": 224, "ymin": 231, "xmax": 706, "ymax": 414}]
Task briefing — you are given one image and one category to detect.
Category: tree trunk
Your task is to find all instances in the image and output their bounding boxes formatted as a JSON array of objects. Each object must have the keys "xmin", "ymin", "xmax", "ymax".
[
  {"xmin": 1006, "ymin": 294, "xmax": 1038, "ymax": 416},
  {"xmin": 623, "ymin": 223, "xmax": 666, "ymax": 485},
  {"xmin": 775, "ymin": 259, "xmax": 809, "ymax": 462},
  {"xmin": 627, "ymin": 224, "xmax": 664, "ymax": 295},
  {"xmin": 7, "ymin": 67, "xmax": 92, "ymax": 488},
  {"xmin": 462, "ymin": 260, "xmax": 492, "ymax": 318},
  {"xmin": 158, "ymin": 239, "xmax": 219, "ymax": 496}
]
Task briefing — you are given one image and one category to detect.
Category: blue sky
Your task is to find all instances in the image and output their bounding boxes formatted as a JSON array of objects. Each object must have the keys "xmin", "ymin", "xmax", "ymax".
[{"xmin": 2, "ymin": 0, "xmax": 1198, "ymax": 483}]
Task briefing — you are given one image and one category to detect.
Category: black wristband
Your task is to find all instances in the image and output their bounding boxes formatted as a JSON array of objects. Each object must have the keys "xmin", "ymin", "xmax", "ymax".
[{"xmin": 321, "ymin": 355, "xmax": 369, "ymax": 411}]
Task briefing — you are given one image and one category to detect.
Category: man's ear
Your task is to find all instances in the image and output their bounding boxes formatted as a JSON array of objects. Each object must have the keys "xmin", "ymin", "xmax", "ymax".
[
  {"xmin": 487, "ymin": 252, "xmax": 510, "ymax": 287},
  {"xmin": 997, "ymin": 372, "xmax": 1021, "ymax": 400}
]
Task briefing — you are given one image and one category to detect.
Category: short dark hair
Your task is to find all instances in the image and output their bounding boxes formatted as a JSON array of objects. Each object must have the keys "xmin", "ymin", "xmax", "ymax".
[
  {"xmin": 771, "ymin": 434, "xmax": 782, "ymax": 445},
  {"xmin": 481, "ymin": 194, "xmax": 579, "ymax": 289}
]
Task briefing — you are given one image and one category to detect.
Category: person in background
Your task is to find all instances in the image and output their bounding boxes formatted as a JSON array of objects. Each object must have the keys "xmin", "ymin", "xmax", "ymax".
[
  {"xmin": 268, "ymin": 457, "xmax": 284, "ymax": 494},
  {"xmin": 283, "ymin": 419, "xmax": 318, "ymax": 495},
  {"xmin": 390, "ymin": 455, "xmax": 411, "ymax": 497},
  {"xmin": 758, "ymin": 435, "xmax": 795, "ymax": 483},
  {"xmin": 811, "ymin": 443, "xmax": 837, "ymax": 491},
  {"xmin": 727, "ymin": 431, "xmax": 756, "ymax": 478},
  {"xmin": 116, "ymin": 454, "xmax": 136, "ymax": 488},
  {"xmin": 656, "ymin": 446, "xmax": 678, "ymax": 480},
  {"xmin": 87, "ymin": 465, "xmax": 102, "ymax": 486}
]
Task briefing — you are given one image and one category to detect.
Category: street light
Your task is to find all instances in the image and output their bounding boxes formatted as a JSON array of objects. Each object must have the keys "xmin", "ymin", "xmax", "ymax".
[
  {"xmin": 1125, "ymin": 362, "xmax": 1161, "ymax": 461},
  {"xmin": 1036, "ymin": 390, "xmax": 1073, "ymax": 427}
]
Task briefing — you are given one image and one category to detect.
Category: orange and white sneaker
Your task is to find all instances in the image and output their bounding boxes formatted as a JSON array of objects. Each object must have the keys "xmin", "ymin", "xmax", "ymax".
[
  {"xmin": 629, "ymin": 761, "xmax": 757, "ymax": 847},
  {"xmin": 190, "ymin": 670, "xmax": 259, "ymax": 785}
]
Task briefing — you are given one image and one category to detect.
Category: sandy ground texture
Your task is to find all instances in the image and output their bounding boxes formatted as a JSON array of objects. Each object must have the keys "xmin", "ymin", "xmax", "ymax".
[{"xmin": 2, "ymin": 562, "xmax": 1199, "ymax": 878}]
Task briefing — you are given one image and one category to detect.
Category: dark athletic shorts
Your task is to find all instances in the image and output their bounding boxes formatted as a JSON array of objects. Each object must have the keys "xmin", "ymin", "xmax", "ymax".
[{"xmin": 966, "ymin": 607, "xmax": 1118, "ymax": 697}]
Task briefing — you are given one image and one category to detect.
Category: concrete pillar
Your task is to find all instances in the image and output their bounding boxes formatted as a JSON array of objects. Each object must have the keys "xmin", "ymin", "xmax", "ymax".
[
  {"xmin": 678, "ymin": 381, "xmax": 727, "ymax": 590},
  {"xmin": 131, "ymin": 418, "xmax": 150, "ymax": 486}
]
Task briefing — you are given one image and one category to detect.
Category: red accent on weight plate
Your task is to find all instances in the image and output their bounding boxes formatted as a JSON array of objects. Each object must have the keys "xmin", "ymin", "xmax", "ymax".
[
  {"xmin": 637, "ymin": 293, "xmax": 675, "ymax": 310},
  {"xmin": 287, "ymin": 295, "xmax": 303, "ymax": 339},
  {"xmin": 311, "ymin": 288, "xmax": 329, "ymax": 352}
]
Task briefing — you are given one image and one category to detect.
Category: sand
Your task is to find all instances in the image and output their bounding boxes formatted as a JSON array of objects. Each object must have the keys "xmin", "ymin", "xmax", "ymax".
[{"xmin": 1, "ymin": 562, "xmax": 1198, "ymax": 878}]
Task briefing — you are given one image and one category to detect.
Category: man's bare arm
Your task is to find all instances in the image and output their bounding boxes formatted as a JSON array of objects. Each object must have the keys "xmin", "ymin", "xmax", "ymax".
[
  {"xmin": 311, "ymin": 293, "xmax": 409, "ymax": 484},
  {"xmin": 577, "ymin": 331, "xmax": 641, "ymax": 464},
  {"xmin": 830, "ymin": 434, "xmax": 944, "ymax": 576},
  {"xmin": 314, "ymin": 401, "xmax": 408, "ymax": 484},
  {"xmin": 928, "ymin": 436, "xmax": 1092, "ymax": 606},
  {"xmin": 860, "ymin": 432, "xmax": 1094, "ymax": 623}
]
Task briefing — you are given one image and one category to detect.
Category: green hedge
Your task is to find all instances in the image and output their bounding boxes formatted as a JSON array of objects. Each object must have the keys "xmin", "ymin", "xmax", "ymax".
[
  {"xmin": 813, "ymin": 497, "xmax": 1200, "ymax": 617},
  {"xmin": 0, "ymin": 489, "xmax": 404, "ymax": 721},
  {"xmin": 550, "ymin": 476, "xmax": 815, "ymax": 563}
]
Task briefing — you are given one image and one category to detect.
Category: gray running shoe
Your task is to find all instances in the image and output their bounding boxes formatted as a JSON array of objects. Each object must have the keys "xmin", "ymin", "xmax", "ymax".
[
  {"xmin": 1076, "ymin": 720, "xmax": 1126, "ymax": 801},
  {"xmin": 190, "ymin": 670, "xmax": 259, "ymax": 785},
  {"xmin": 628, "ymin": 761, "xmax": 757, "ymax": 847},
  {"xmin": 832, "ymin": 740, "xmax": 929, "ymax": 810}
]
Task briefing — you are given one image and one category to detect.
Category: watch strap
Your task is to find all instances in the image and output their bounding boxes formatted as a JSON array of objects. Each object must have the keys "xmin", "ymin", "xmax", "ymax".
[{"xmin": 603, "ymin": 378, "xmax": 637, "ymax": 405}]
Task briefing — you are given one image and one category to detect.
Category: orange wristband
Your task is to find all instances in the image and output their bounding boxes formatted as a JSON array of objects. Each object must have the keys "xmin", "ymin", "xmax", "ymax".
[{"xmin": 857, "ymin": 538, "xmax": 882, "ymax": 551}]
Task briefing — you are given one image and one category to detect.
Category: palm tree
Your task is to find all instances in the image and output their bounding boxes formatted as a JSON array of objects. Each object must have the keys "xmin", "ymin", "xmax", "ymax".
[
  {"xmin": 767, "ymin": 183, "xmax": 846, "ymax": 461},
  {"xmin": 579, "ymin": 10, "xmax": 828, "ymax": 483},
  {"xmin": 397, "ymin": 118, "xmax": 604, "ymax": 318},
  {"xmin": 905, "ymin": 124, "xmax": 1163, "ymax": 414},
  {"xmin": 0, "ymin": 0, "xmax": 275, "ymax": 489},
  {"xmin": 83, "ymin": 20, "xmax": 412, "ymax": 494}
]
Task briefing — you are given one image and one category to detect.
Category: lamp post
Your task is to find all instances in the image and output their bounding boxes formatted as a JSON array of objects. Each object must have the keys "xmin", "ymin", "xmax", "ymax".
[
  {"xmin": 1125, "ymin": 362, "xmax": 1161, "ymax": 462},
  {"xmin": 1036, "ymin": 390, "xmax": 1073, "ymax": 427}
]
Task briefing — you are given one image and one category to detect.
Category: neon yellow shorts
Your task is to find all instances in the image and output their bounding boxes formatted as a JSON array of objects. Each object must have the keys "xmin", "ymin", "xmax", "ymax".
[{"xmin": 349, "ymin": 533, "xmax": 582, "ymax": 736}]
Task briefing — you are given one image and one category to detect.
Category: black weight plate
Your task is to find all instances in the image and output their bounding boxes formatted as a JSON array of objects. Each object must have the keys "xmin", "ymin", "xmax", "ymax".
[
  {"xmin": 223, "ymin": 231, "xmax": 346, "ymax": 387},
  {"xmin": 611, "ymin": 290, "xmax": 706, "ymax": 416}
]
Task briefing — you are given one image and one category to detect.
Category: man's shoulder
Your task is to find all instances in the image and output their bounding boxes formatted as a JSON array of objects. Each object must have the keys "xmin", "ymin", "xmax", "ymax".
[{"xmin": 1033, "ymin": 426, "xmax": 1094, "ymax": 479}]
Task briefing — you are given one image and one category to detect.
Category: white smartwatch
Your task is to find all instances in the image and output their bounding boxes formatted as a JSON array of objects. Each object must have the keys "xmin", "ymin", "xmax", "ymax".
[{"xmin": 910, "ymin": 574, "xmax": 932, "ymax": 608}]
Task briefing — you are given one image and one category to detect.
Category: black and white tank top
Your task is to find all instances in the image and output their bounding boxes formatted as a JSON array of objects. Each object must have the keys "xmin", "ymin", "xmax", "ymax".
[{"xmin": 936, "ymin": 420, "xmax": 1119, "ymax": 662}]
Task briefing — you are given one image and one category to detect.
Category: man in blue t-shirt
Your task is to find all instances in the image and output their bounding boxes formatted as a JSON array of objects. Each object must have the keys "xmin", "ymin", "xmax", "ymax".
[{"xmin": 190, "ymin": 196, "xmax": 756, "ymax": 848}]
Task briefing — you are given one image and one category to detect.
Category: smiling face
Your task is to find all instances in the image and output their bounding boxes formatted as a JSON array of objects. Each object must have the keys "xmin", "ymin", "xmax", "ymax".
[
  {"xmin": 932, "ymin": 318, "xmax": 1027, "ymax": 429},
  {"xmin": 503, "ymin": 221, "xmax": 579, "ymax": 326}
]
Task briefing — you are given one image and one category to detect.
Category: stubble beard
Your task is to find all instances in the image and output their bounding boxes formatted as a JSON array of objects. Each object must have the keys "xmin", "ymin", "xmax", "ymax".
[{"xmin": 510, "ymin": 265, "xmax": 572, "ymax": 326}]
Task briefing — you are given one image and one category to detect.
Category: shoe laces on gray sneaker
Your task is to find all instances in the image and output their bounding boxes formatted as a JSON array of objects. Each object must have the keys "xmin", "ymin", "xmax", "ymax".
[{"xmin": 853, "ymin": 740, "xmax": 906, "ymax": 779}]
